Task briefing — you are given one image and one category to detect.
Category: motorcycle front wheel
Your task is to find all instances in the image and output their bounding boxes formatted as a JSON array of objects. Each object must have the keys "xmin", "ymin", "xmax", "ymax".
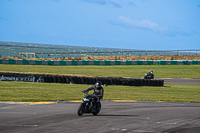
[{"xmin": 77, "ymin": 103, "xmax": 85, "ymax": 116}]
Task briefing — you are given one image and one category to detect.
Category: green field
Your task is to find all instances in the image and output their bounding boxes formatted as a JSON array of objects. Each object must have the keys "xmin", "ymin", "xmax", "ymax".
[
  {"xmin": 0, "ymin": 64, "xmax": 200, "ymax": 78},
  {"xmin": 0, "ymin": 81, "xmax": 200, "ymax": 102},
  {"xmin": 0, "ymin": 64, "xmax": 200, "ymax": 102}
]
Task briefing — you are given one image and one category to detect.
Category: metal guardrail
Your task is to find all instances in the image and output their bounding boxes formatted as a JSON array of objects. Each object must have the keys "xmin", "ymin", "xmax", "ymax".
[{"xmin": 19, "ymin": 50, "xmax": 200, "ymax": 59}]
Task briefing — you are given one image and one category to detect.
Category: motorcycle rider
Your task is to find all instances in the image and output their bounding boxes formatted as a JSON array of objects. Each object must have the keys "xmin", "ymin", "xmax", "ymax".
[
  {"xmin": 144, "ymin": 70, "xmax": 154, "ymax": 79},
  {"xmin": 83, "ymin": 81, "xmax": 104, "ymax": 108}
]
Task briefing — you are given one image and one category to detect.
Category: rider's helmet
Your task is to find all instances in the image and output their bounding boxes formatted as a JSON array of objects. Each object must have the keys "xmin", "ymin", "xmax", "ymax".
[{"xmin": 95, "ymin": 81, "xmax": 102, "ymax": 89}]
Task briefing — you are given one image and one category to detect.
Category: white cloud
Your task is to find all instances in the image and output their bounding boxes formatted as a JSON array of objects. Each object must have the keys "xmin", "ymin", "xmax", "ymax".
[
  {"xmin": 19, "ymin": 31, "xmax": 28, "ymax": 35},
  {"xmin": 118, "ymin": 16, "xmax": 168, "ymax": 34},
  {"xmin": 116, "ymin": 16, "xmax": 189, "ymax": 36},
  {"xmin": 48, "ymin": 32, "xmax": 57, "ymax": 37}
]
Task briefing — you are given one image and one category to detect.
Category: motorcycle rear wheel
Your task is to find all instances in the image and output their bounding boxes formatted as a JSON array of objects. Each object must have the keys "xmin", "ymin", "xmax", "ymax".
[
  {"xmin": 92, "ymin": 102, "xmax": 101, "ymax": 116},
  {"xmin": 77, "ymin": 104, "xmax": 85, "ymax": 116}
]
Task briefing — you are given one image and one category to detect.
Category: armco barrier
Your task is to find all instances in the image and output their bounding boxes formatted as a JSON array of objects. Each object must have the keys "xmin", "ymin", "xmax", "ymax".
[
  {"xmin": 0, "ymin": 72, "xmax": 164, "ymax": 86},
  {"xmin": 0, "ymin": 59, "xmax": 199, "ymax": 65}
]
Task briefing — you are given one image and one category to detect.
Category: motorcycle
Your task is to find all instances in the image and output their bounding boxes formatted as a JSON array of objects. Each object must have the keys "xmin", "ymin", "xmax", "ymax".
[
  {"xmin": 144, "ymin": 70, "xmax": 154, "ymax": 79},
  {"xmin": 77, "ymin": 91, "xmax": 101, "ymax": 116}
]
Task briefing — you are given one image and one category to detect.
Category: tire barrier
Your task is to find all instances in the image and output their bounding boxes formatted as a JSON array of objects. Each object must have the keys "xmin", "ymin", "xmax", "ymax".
[
  {"xmin": 0, "ymin": 72, "xmax": 164, "ymax": 86},
  {"xmin": 0, "ymin": 59, "xmax": 200, "ymax": 65}
]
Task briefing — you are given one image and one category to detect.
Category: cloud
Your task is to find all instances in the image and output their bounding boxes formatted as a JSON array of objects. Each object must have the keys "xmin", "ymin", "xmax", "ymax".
[
  {"xmin": 128, "ymin": 2, "xmax": 136, "ymax": 6},
  {"xmin": 191, "ymin": 30, "xmax": 200, "ymax": 35},
  {"xmin": 0, "ymin": 17, "xmax": 9, "ymax": 21},
  {"xmin": 80, "ymin": 0, "xmax": 106, "ymax": 5},
  {"xmin": 19, "ymin": 31, "xmax": 28, "ymax": 35},
  {"xmin": 117, "ymin": 16, "xmax": 168, "ymax": 33},
  {"xmin": 113, "ymin": 16, "xmax": 189, "ymax": 36},
  {"xmin": 80, "ymin": 0, "xmax": 121, "ymax": 8},
  {"xmin": 48, "ymin": 32, "xmax": 57, "ymax": 37},
  {"xmin": 109, "ymin": 1, "xmax": 122, "ymax": 8}
]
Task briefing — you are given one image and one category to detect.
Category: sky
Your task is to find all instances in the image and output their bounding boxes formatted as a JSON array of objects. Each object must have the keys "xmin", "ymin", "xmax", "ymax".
[{"xmin": 0, "ymin": 0, "xmax": 200, "ymax": 50}]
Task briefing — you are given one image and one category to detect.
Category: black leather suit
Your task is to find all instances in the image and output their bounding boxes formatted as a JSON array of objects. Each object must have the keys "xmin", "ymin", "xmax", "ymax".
[{"xmin": 85, "ymin": 85, "xmax": 104, "ymax": 102}]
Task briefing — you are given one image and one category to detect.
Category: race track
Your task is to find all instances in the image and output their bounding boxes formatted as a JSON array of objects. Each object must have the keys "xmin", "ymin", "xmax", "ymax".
[
  {"xmin": 0, "ymin": 78, "xmax": 200, "ymax": 133},
  {"xmin": 161, "ymin": 78, "xmax": 200, "ymax": 85},
  {"xmin": 0, "ymin": 101, "xmax": 200, "ymax": 133}
]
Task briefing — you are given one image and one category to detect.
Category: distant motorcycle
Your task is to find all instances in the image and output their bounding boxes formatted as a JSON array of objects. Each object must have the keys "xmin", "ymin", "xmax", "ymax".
[
  {"xmin": 144, "ymin": 70, "xmax": 154, "ymax": 79},
  {"xmin": 77, "ymin": 91, "xmax": 101, "ymax": 116}
]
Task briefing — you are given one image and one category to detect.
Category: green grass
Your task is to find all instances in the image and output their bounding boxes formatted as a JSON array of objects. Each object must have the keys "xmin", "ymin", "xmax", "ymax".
[
  {"xmin": 1, "ymin": 64, "xmax": 200, "ymax": 103},
  {"xmin": 0, "ymin": 81, "xmax": 200, "ymax": 103},
  {"xmin": 0, "ymin": 64, "xmax": 200, "ymax": 78}
]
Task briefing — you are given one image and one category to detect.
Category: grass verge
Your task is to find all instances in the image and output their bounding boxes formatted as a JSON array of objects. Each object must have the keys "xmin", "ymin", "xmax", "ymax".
[
  {"xmin": 0, "ymin": 81, "xmax": 200, "ymax": 103},
  {"xmin": 0, "ymin": 64, "xmax": 200, "ymax": 78}
]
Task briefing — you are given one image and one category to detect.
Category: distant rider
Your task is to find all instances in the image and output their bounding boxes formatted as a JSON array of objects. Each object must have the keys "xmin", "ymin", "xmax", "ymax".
[{"xmin": 144, "ymin": 70, "xmax": 154, "ymax": 79}]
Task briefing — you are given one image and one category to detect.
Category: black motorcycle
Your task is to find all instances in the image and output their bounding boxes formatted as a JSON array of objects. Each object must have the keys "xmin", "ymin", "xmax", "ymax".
[
  {"xmin": 144, "ymin": 70, "xmax": 154, "ymax": 79},
  {"xmin": 77, "ymin": 91, "xmax": 101, "ymax": 116}
]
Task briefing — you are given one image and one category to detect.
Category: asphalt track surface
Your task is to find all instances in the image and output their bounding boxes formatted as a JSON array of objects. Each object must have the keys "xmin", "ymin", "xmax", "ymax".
[
  {"xmin": 158, "ymin": 78, "xmax": 200, "ymax": 85},
  {"xmin": 0, "ymin": 101, "xmax": 200, "ymax": 133},
  {"xmin": 0, "ymin": 78, "xmax": 200, "ymax": 133}
]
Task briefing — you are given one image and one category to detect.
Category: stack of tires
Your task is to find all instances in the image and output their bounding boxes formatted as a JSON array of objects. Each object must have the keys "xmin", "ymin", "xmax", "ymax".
[
  {"xmin": 0, "ymin": 72, "xmax": 164, "ymax": 86},
  {"xmin": 43, "ymin": 75, "xmax": 164, "ymax": 86}
]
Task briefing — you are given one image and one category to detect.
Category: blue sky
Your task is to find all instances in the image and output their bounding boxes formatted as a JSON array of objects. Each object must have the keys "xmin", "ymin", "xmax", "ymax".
[{"xmin": 0, "ymin": 0, "xmax": 200, "ymax": 50}]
